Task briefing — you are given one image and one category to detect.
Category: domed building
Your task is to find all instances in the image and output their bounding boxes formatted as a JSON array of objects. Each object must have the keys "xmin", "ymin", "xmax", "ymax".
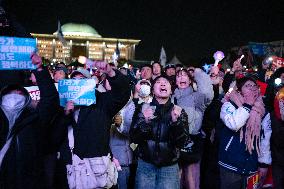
[{"xmin": 31, "ymin": 23, "xmax": 140, "ymax": 63}]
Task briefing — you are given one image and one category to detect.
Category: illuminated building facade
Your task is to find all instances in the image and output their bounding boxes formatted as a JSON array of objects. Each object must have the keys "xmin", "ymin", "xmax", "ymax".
[{"xmin": 31, "ymin": 23, "xmax": 140, "ymax": 63}]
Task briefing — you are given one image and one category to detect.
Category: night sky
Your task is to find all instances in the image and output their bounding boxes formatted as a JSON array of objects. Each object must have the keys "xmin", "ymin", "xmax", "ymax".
[{"xmin": 2, "ymin": 0, "xmax": 283, "ymax": 65}]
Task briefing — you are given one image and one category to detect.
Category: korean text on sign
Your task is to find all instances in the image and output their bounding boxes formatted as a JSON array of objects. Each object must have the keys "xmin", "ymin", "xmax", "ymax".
[
  {"xmin": 0, "ymin": 36, "xmax": 36, "ymax": 70},
  {"xmin": 58, "ymin": 79, "xmax": 96, "ymax": 107}
]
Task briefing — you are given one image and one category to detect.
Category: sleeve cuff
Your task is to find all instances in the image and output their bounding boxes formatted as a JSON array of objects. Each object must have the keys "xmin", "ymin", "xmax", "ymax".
[
  {"xmin": 258, "ymin": 162, "xmax": 269, "ymax": 168},
  {"xmin": 243, "ymin": 103, "xmax": 252, "ymax": 113}
]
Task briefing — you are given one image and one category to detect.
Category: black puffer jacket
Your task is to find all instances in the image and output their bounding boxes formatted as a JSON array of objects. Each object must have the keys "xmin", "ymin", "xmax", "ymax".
[{"xmin": 130, "ymin": 98, "xmax": 188, "ymax": 166}]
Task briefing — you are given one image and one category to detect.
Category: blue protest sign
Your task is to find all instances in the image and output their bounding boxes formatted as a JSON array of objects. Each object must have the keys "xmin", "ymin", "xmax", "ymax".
[
  {"xmin": 249, "ymin": 42, "xmax": 270, "ymax": 56},
  {"xmin": 0, "ymin": 36, "xmax": 36, "ymax": 70},
  {"xmin": 58, "ymin": 79, "xmax": 96, "ymax": 107}
]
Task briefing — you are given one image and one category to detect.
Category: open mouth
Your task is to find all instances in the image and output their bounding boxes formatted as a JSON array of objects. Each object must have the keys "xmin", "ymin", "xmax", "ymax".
[
  {"xmin": 180, "ymin": 81, "xmax": 186, "ymax": 85},
  {"xmin": 160, "ymin": 88, "xmax": 167, "ymax": 93}
]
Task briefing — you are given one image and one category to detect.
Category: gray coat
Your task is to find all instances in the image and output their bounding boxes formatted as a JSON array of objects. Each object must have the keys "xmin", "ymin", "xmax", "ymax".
[
  {"xmin": 110, "ymin": 105, "xmax": 134, "ymax": 166},
  {"xmin": 172, "ymin": 69, "xmax": 214, "ymax": 135}
]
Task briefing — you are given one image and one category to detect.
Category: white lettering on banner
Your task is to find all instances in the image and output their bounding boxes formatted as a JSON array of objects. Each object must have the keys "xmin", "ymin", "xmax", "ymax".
[
  {"xmin": 19, "ymin": 61, "xmax": 27, "ymax": 68},
  {"xmin": 60, "ymin": 80, "xmax": 72, "ymax": 86},
  {"xmin": 1, "ymin": 45, "xmax": 9, "ymax": 53},
  {"xmin": 9, "ymin": 46, "xmax": 18, "ymax": 53},
  {"xmin": 72, "ymin": 80, "xmax": 80, "ymax": 85},
  {"xmin": 59, "ymin": 92, "xmax": 77, "ymax": 99},
  {"xmin": 5, "ymin": 38, "xmax": 14, "ymax": 45},
  {"xmin": 67, "ymin": 86, "xmax": 81, "ymax": 92},
  {"xmin": 6, "ymin": 53, "xmax": 15, "ymax": 61},
  {"xmin": 86, "ymin": 99, "xmax": 94, "ymax": 105},
  {"xmin": 79, "ymin": 99, "xmax": 87, "ymax": 104},
  {"xmin": 10, "ymin": 61, "xmax": 19, "ymax": 68},
  {"xmin": 30, "ymin": 91, "xmax": 40, "ymax": 101},
  {"xmin": 0, "ymin": 53, "xmax": 5, "ymax": 61},
  {"xmin": 73, "ymin": 99, "xmax": 79, "ymax": 104},
  {"xmin": 26, "ymin": 46, "xmax": 34, "ymax": 53},
  {"xmin": 18, "ymin": 46, "xmax": 27, "ymax": 53},
  {"xmin": 2, "ymin": 61, "xmax": 11, "ymax": 69}
]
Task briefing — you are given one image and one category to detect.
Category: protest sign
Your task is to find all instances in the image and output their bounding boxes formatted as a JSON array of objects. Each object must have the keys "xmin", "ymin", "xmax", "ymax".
[
  {"xmin": 0, "ymin": 36, "xmax": 36, "ymax": 70},
  {"xmin": 25, "ymin": 83, "xmax": 58, "ymax": 101},
  {"xmin": 249, "ymin": 42, "xmax": 270, "ymax": 56},
  {"xmin": 58, "ymin": 79, "xmax": 96, "ymax": 107}
]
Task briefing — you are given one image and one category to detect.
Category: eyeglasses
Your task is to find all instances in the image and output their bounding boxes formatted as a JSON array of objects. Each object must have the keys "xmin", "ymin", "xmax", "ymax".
[{"xmin": 244, "ymin": 84, "xmax": 259, "ymax": 89}]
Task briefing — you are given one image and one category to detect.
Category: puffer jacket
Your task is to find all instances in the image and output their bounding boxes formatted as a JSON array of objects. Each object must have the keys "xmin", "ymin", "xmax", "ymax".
[{"xmin": 130, "ymin": 98, "xmax": 188, "ymax": 166}]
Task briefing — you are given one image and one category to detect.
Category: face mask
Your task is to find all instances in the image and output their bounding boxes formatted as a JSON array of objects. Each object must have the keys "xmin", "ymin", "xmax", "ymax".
[
  {"xmin": 139, "ymin": 84, "xmax": 151, "ymax": 97},
  {"xmin": 1, "ymin": 94, "xmax": 26, "ymax": 109}
]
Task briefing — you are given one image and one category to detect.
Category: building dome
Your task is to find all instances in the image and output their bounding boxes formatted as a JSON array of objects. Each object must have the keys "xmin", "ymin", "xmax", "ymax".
[{"xmin": 53, "ymin": 23, "xmax": 102, "ymax": 37}]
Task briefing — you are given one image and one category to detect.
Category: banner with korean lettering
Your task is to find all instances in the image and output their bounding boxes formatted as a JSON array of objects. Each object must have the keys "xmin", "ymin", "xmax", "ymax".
[
  {"xmin": 0, "ymin": 36, "xmax": 36, "ymax": 70},
  {"xmin": 58, "ymin": 79, "xmax": 96, "ymax": 107},
  {"xmin": 249, "ymin": 42, "xmax": 270, "ymax": 56},
  {"xmin": 25, "ymin": 84, "xmax": 58, "ymax": 101}
]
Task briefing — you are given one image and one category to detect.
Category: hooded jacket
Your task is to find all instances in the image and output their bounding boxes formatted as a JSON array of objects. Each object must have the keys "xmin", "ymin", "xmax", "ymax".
[{"xmin": 0, "ymin": 68, "xmax": 60, "ymax": 189}]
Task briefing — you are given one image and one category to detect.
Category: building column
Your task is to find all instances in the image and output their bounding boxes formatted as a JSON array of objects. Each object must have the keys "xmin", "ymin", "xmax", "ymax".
[
  {"xmin": 86, "ymin": 41, "xmax": 89, "ymax": 58},
  {"xmin": 52, "ymin": 39, "xmax": 56, "ymax": 59}
]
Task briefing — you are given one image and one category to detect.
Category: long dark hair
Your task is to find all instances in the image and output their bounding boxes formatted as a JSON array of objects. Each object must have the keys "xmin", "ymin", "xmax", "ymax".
[{"xmin": 176, "ymin": 69, "xmax": 195, "ymax": 90}]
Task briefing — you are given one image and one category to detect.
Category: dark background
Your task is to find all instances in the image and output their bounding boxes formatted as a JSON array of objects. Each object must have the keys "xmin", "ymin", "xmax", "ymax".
[{"xmin": 1, "ymin": 0, "xmax": 283, "ymax": 65}]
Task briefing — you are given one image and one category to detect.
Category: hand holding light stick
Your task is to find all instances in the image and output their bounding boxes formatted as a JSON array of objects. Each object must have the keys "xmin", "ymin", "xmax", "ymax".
[
  {"xmin": 78, "ymin": 56, "xmax": 96, "ymax": 74},
  {"xmin": 213, "ymin": 51, "xmax": 225, "ymax": 67}
]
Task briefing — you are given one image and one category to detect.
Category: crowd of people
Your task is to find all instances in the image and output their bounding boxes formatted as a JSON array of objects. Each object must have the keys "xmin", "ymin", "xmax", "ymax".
[{"xmin": 0, "ymin": 51, "xmax": 283, "ymax": 189}]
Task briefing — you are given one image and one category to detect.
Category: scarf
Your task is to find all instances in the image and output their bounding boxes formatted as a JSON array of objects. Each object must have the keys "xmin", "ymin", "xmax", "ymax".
[{"xmin": 222, "ymin": 90, "xmax": 265, "ymax": 154}]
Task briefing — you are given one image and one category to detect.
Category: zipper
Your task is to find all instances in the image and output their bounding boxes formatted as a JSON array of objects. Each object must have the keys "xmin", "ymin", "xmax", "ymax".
[{"xmin": 16, "ymin": 136, "xmax": 20, "ymax": 153}]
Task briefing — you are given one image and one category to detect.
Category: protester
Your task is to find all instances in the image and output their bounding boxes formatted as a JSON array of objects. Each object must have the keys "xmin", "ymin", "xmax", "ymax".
[
  {"xmin": 152, "ymin": 62, "xmax": 162, "ymax": 80},
  {"xmin": 222, "ymin": 57, "xmax": 243, "ymax": 93},
  {"xmin": 176, "ymin": 63, "xmax": 184, "ymax": 72},
  {"xmin": 110, "ymin": 111, "xmax": 133, "ymax": 189},
  {"xmin": 130, "ymin": 75, "xmax": 188, "ymax": 189},
  {"xmin": 264, "ymin": 67, "xmax": 284, "ymax": 112},
  {"xmin": 53, "ymin": 67, "xmax": 68, "ymax": 83},
  {"xmin": 140, "ymin": 63, "xmax": 153, "ymax": 81},
  {"xmin": 219, "ymin": 76, "xmax": 271, "ymax": 189},
  {"xmin": 165, "ymin": 64, "xmax": 177, "ymax": 91},
  {"xmin": 200, "ymin": 65, "xmax": 224, "ymax": 189},
  {"xmin": 270, "ymin": 86, "xmax": 284, "ymax": 189},
  {"xmin": 172, "ymin": 68, "xmax": 214, "ymax": 189},
  {"xmin": 56, "ymin": 62, "xmax": 131, "ymax": 189},
  {"xmin": 0, "ymin": 53, "xmax": 61, "ymax": 188}
]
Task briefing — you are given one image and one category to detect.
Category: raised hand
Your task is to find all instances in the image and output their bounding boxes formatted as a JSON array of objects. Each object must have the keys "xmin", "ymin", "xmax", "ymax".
[
  {"xmin": 31, "ymin": 53, "xmax": 43, "ymax": 71},
  {"xmin": 171, "ymin": 105, "xmax": 182, "ymax": 122},
  {"xmin": 95, "ymin": 61, "xmax": 115, "ymax": 77},
  {"xmin": 65, "ymin": 100, "xmax": 74, "ymax": 115},
  {"xmin": 113, "ymin": 114, "xmax": 122, "ymax": 126}
]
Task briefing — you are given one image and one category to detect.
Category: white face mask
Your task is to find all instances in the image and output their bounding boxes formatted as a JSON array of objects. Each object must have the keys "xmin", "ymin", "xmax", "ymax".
[
  {"xmin": 139, "ymin": 84, "xmax": 151, "ymax": 97},
  {"xmin": 1, "ymin": 94, "xmax": 26, "ymax": 109}
]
